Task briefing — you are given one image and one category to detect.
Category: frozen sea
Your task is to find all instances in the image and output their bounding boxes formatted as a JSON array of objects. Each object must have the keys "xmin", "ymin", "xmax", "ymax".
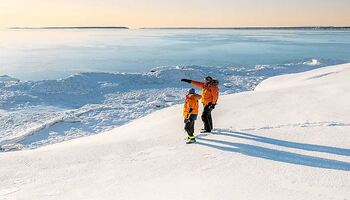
[{"xmin": 1, "ymin": 28, "xmax": 350, "ymax": 151}]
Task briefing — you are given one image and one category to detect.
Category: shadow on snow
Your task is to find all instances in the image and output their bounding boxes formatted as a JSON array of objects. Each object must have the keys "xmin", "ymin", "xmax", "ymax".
[{"xmin": 196, "ymin": 129, "xmax": 350, "ymax": 171}]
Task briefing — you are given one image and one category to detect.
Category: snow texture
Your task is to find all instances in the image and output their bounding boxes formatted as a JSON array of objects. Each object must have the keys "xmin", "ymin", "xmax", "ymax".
[
  {"xmin": 0, "ymin": 63, "xmax": 349, "ymax": 199},
  {"xmin": 0, "ymin": 60, "xmax": 330, "ymax": 151}
]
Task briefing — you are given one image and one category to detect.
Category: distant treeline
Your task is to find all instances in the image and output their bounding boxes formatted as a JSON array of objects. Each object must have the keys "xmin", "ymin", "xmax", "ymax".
[
  {"xmin": 141, "ymin": 26, "xmax": 350, "ymax": 30},
  {"xmin": 10, "ymin": 26, "xmax": 129, "ymax": 30}
]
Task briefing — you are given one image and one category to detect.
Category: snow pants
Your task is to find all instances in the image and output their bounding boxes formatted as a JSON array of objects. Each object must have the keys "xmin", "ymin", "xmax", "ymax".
[
  {"xmin": 201, "ymin": 105, "xmax": 213, "ymax": 132},
  {"xmin": 184, "ymin": 114, "xmax": 197, "ymax": 137}
]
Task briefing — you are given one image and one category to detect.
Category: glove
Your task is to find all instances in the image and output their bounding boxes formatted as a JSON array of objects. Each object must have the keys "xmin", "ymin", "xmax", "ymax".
[
  {"xmin": 184, "ymin": 119, "xmax": 190, "ymax": 123},
  {"xmin": 209, "ymin": 103, "xmax": 216, "ymax": 110},
  {"xmin": 189, "ymin": 108, "xmax": 193, "ymax": 113},
  {"xmin": 181, "ymin": 79, "xmax": 191, "ymax": 83}
]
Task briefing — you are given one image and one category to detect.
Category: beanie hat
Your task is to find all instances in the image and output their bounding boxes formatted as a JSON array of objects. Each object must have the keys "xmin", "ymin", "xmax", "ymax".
[{"xmin": 188, "ymin": 88, "xmax": 195, "ymax": 94}]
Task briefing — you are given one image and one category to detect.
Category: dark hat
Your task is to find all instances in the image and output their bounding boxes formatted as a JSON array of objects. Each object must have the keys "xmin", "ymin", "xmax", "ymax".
[
  {"xmin": 205, "ymin": 76, "xmax": 213, "ymax": 82},
  {"xmin": 188, "ymin": 88, "xmax": 195, "ymax": 94},
  {"xmin": 212, "ymin": 79, "xmax": 219, "ymax": 86}
]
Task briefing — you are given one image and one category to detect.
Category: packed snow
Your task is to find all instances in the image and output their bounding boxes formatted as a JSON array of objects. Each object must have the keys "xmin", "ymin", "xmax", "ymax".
[
  {"xmin": 0, "ymin": 63, "xmax": 349, "ymax": 199},
  {"xmin": 0, "ymin": 60, "xmax": 331, "ymax": 151}
]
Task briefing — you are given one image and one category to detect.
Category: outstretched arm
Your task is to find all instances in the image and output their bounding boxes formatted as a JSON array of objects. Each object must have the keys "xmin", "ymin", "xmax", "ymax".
[
  {"xmin": 181, "ymin": 79, "xmax": 204, "ymax": 88},
  {"xmin": 190, "ymin": 80, "xmax": 204, "ymax": 88}
]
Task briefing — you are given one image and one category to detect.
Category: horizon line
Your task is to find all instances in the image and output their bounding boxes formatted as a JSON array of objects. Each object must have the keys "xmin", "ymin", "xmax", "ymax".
[
  {"xmin": 9, "ymin": 26, "xmax": 129, "ymax": 30},
  {"xmin": 140, "ymin": 26, "xmax": 350, "ymax": 30},
  {"xmin": 6, "ymin": 25, "xmax": 350, "ymax": 30}
]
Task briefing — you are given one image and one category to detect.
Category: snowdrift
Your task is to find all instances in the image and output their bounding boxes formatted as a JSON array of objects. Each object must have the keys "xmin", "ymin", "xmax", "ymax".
[{"xmin": 0, "ymin": 63, "xmax": 350, "ymax": 200}]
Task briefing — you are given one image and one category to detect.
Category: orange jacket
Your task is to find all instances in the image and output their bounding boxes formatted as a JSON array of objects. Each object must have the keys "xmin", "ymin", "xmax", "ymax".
[
  {"xmin": 183, "ymin": 94, "xmax": 201, "ymax": 119},
  {"xmin": 190, "ymin": 80, "xmax": 219, "ymax": 105}
]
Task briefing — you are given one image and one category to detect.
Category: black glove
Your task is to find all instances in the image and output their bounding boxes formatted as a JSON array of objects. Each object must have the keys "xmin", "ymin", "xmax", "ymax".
[
  {"xmin": 209, "ymin": 104, "xmax": 216, "ymax": 110},
  {"xmin": 184, "ymin": 119, "xmax": 190, "ymax": 123},
  {"xmin": 189, "ymin": 108, "xmax": 193, "ymax": 113},
  {"xmin": 181, "ymin": 79, "xmax": 191, "ymax": 83}
]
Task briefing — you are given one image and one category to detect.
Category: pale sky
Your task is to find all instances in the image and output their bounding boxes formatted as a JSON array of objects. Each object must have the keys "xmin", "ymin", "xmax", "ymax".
[{"xmin": 1, "ymin": 0, "xmax": 350, "ymax": 28}]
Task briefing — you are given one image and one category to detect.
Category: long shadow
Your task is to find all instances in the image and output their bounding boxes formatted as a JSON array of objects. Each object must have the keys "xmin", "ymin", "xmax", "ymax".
[
  {"xmin": 196, "ymin": 138, "xmax": 350, "ymax": 171},
  {"xmin": 212, "ymin": 129, "xmax": 350, "ymax": 157}
]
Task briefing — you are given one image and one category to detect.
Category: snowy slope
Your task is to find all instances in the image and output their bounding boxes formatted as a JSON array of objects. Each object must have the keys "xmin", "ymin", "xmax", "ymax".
[
  {"xmin": 1, "ymin": 62, "xmax": 326, "ymax": 151},
  {"xmin": 0, "ymin": 63, "xmax": 350, "ymax": 200}
]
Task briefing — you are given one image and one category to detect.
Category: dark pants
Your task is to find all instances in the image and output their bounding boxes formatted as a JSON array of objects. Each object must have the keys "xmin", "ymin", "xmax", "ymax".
[
  {"xmin": 184, "ymin": 114, "xmax": 197, "ymax": 137},
  {"xmin": 202, "ymin": 105, "xmax": 213, "ymax": 132}
]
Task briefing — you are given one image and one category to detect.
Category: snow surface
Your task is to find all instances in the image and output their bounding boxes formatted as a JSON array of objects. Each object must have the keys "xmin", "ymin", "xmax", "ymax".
[
  {"xmin": 0, "ymin": 63, "xmax": 349, "ymax": 199},
  {"xmin": 0, "ymin": 61, "xmax": 328, "ymax": 151},
  {"xmin": 303, "ymin": 59, "xmax": 321, "ymax": 66}
]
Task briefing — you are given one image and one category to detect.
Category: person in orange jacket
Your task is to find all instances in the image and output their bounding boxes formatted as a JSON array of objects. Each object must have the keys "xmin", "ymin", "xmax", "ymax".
[
  {"xmin": 183, "ymin": 88, "xmax": 201, "ymax": 143},
  {"xmin": 181, "ymin": 76, "xmax": 219, "ymax": 133}
]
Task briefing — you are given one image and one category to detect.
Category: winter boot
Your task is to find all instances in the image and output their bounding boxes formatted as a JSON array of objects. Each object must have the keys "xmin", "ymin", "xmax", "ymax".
[{"xmin": 186, "ymin": 136, "xmax": 196, "ymax": 144}]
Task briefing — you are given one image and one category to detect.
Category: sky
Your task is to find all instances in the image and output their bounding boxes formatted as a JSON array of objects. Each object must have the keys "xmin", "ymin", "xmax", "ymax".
[{"xmin": 1, "ymin": 0, "xmax": 350, "ymax": 28}]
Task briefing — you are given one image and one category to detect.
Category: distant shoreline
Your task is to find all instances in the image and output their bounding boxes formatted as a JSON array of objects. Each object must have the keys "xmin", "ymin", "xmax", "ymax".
[
  {"xmin": 7, "ymin": 26, "xmax": 350, "ymax": 31},
  {"xmin": 141, "ymin": 26, "xmax": 350, "ymax": 30},
  {"xmin": 9, "ymin": 26, "xmax": 129, "ymax": 30}
]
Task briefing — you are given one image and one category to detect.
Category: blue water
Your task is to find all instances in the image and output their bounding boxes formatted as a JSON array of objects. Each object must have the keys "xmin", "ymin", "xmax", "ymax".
[{"xmin": 1, "ymin": 29, "xmax": 350, "ymax": 80}]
